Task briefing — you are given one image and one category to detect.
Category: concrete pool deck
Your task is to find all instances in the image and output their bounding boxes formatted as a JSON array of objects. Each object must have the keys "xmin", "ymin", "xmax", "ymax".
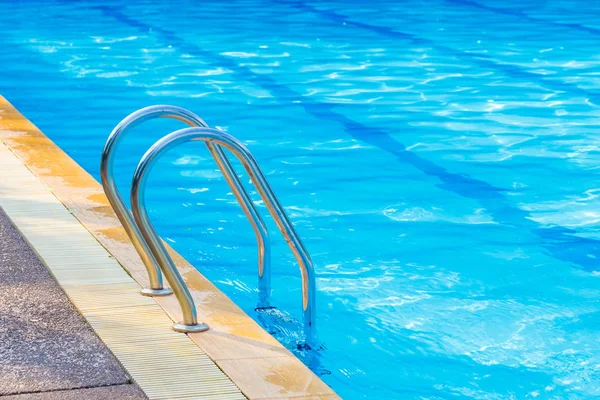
[
  {"xmin": 0, "ymin": 95, "xmax": 339, "ymax": 400},
  {"xmin": 0, "ymin": 207, "xmax": 147, "ymax": 400}
]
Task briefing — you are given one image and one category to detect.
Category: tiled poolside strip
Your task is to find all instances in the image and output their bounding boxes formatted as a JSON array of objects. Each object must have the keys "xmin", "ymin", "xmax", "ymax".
[
  {"xmin": 0, "ymin": 132, "xmax": 245, "ymax": 400},
  {"xmin": 0, "ymin": 206, "xmax": 147, "ymax": 399},
  {"xmin": 0, "ymin": 96, "xmax": 339, "ymax": 399}
]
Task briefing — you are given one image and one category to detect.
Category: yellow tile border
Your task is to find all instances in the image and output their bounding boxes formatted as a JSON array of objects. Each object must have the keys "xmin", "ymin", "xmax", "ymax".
[
  {"xmin": 0, "ymin": 141, "xmax": 245, "ymax": 400},
  {"xmin": 0, "ymin": 95, "xmax": 339, "ymax": 400}
]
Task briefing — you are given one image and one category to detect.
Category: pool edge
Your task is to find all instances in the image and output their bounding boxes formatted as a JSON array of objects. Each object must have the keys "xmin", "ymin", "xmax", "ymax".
[{"xmin": 0, "ymin": 95, "xmax": 340, "ymax": 400}]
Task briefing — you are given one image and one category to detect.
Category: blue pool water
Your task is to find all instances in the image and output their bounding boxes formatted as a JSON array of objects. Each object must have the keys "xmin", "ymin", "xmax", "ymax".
[{"xmin": 2, "ymin": 0, "xmax": 600, "ymax": 398}]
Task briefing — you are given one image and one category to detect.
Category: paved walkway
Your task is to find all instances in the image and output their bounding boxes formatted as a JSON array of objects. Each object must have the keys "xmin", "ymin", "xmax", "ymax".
[{"xmin": 0, "ymin": 208, "xmax": 147, "ymax": 400}]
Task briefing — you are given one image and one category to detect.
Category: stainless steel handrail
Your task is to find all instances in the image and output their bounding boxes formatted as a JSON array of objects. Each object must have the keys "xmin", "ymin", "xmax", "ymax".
[
  {"xmin": 101, "ymin": 105, "xmax": 271, "ymax": 304},
  {"xmin": 130, "ymin": 127, "xmax": 316, "ymax": 340}
]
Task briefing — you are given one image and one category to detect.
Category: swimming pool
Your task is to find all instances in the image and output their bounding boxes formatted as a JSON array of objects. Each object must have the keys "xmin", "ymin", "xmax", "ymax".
[{"xmin": 2, "ymin": 0, "xmax": 600, "ymax": 398}]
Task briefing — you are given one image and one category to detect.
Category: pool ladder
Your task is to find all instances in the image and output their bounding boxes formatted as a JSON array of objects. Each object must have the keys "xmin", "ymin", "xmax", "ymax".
[{"xmin": 100, "ymin": 105, "xmax": 316, "ymax": 342}]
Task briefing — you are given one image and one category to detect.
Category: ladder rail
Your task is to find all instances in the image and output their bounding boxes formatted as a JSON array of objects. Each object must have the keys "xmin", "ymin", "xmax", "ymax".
[
  {"xmin": 130, "ymin": 127, "xmax": 316, "ymax": 342},
  {"xmin": 101, "ymin": 106, "xmax": 271, "ymax": 305},
  {"xmin": 207, "ymin": 144, "xmax": 272, "ymax": 308}
]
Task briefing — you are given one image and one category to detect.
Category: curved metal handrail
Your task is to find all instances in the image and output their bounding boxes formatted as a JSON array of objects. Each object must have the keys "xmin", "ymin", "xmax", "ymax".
[
  {"xmin": 130, "ymin": 127, "xmax": 316, "ymax": 341},
  {"xmin": 100, "ymin": 105, "xmax": 271, "ymax": 304}
]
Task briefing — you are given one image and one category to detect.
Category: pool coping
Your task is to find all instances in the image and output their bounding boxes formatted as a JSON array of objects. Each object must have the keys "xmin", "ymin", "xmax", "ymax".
[
  {"xmin": 0, "ymin": 142, "xmax": 245, "ymax": 400},
  {"xmin": 0, "ymin": 95, "xmax": 339, "ymax": 400}
]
